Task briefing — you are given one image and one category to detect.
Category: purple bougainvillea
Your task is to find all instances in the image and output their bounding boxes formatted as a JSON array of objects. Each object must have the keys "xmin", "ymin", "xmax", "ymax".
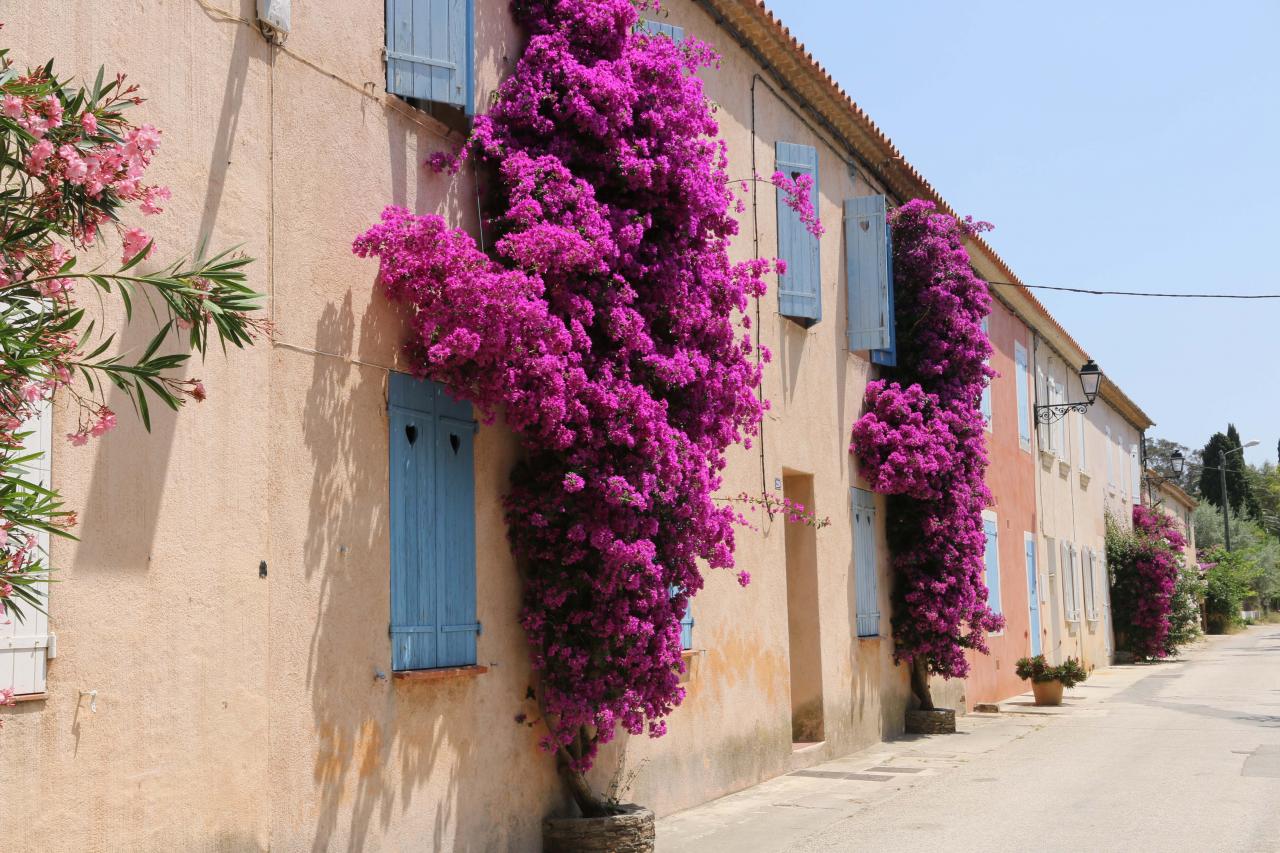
[
  {"xmin": 354, "ymin": 0, "xmax": 800, "ymax": 806},
  {"xmin": 1108, "ymin": 505, "xmax": 1186, "ymax": 659},
  {"xmin": 849, "ymin": 200, "xmax": 1003, "ymax": 707}
]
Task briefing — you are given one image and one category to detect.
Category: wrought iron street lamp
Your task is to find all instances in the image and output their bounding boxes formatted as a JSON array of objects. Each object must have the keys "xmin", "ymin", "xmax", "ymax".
[
  {"xmin": 1034, "ymin": 360, "xmax": 1103, "ymax": 425},
  {"xmin": 1171, "ymin": 449, "xmax": 1186, "ymax": 476}
]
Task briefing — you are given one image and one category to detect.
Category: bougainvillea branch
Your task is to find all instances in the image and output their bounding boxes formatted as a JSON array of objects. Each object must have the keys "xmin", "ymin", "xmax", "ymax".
[
  {"xmin": 355, "ymin": 0, "xmax": 778, "ymax": 813},
  {"xmin": 1107, "ymin": 506, "xmax": 1186, "ymax": 659},
  {"xmin": 849, "ymin": 200, "xmax": 1002, "ymax": 709}
]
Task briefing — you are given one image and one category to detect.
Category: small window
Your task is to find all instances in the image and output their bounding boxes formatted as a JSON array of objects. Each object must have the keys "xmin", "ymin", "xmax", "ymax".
[
  {"xmin": 1, "ymin": 402, "xmax": 53, "ymax": 697},
  {"xmin": 641, "ymin": 19, "xmax": 685, "ymax": 41},
  {"xmin": 388, "ymin": 373, "xmax": 480, "ymax": 671},
  {"xmin": 385, "ymin": 0, "xmax": 475, "ymax": 122}
]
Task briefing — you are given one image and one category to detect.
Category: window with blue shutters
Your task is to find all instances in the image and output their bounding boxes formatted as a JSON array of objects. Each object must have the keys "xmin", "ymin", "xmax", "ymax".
[
  {"xmin": 983, "ymin": 516, "xmax": 1002, "ymax": 616},
  {"xmin": 845, "ymin": 194, "xmax": 895, "ymax": 363},
  {"xmin": 980, "ymin": 317, "xmax": 992, "ymax": 427},
  {"xmin": 1015, "ymin": 341, "xmax": 1031, "ymax": 447},
  {"xmin": 853, "ymin": 488, "xmax": 879, "ymax": 637},
  {"xmin": 388, "ymin": 372, "xmax": 480, "ymax": 671},
  {"xmin": 641, "ymin": 19, "xmax": 685, "ymax": 41},
  {"xmin": 385, "ymin": 0, "xmax": 474, "ymax": 114},
  {"xmin": 775, "ymin": 142, "xmax": 821, "ymax": 325},
  {"xmin": 670, "ymin": 585, "xmax": 694, "ymax": 650}
]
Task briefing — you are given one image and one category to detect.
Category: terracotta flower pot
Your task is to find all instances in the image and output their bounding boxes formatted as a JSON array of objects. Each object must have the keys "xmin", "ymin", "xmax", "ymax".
[
  {"xmin": 543, "ymin": 804, "xmax": 655, "ymax": 853},
  {"xmin": 1032, "ymin": 678, "xmax": 1064, "ymax": 706}
]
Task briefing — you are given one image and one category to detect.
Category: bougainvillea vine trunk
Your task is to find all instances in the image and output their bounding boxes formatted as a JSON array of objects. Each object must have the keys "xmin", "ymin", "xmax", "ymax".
[
  {"xmin": 849, "ymin": 200, "xmax": 1003, "ymax": 709},
  {"xmin": 354, "ymin": 0, "xmax": 779, "ymax": 815}
]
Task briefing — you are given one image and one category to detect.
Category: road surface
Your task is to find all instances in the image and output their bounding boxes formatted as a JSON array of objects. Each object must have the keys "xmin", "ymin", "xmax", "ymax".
[{"xmin": 658, "ymin": 626, "xmax": 1280, "ymax": 852}]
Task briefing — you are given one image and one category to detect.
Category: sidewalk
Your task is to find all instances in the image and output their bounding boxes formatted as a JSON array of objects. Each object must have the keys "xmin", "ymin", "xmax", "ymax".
[{"xmin": 655, "ymin": 653, "xmax": 1175, "ymax": 852}]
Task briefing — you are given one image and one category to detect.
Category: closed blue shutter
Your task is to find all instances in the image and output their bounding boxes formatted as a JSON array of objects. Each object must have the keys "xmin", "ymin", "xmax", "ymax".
[
  {"xmin": 670, "ymin": 586, "xmax": 694, "ymax": 650},
  {"xmin": 641, "ymin": 20, "xmax": 685, "ymax": 41},
  {"xmin": 984, "ymin": 518, "xmax": 1002, "ymax": 615},
  {"xmin": 1025, "ymin": 536, "xmax": 1041, "ymax": 656},
  {"xmin": 385, "ymin": 0, "xmax": 474, "ymax": 112},
  {"xmin": 980, "ymin": 317, "xmax": 992, "ymax": 424},
  {"xmin": 776, "ymin": 142, "xmax": 821, "ymax": 324},
  {"xmin": 853, "ymin": 488, "xmax": 879, "ymax": 637},
  {"xmin": 1015, "ymin": 342, "xmax": 1031, "ymax": 444},
  {"xmin": 845, "ymin": 194, "xmax": 893, "ymax": 353},
  {"xmin": 389, "ymin": 373, "xmax": 479, "ymax": 671}
]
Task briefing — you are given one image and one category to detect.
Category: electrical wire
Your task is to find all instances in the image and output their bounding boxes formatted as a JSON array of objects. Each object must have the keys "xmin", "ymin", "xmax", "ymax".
[{"xmin": 988, "ymin": 281, "xmax": 1280, "ymax": 299}]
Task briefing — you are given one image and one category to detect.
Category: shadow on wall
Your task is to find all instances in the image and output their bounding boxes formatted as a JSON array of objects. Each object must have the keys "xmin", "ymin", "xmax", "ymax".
[
  {"xmin": 76, "ymin": 15, "xmax": 263, "ymax": 572},
  {"xmin": 301, "ymin": 290, "xmax": 511, "ymax": 852}
]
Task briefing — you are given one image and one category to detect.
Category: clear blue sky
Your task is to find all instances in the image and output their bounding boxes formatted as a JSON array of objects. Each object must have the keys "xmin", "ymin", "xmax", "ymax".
[{"xmin": 767, "ymin": 0, "xmax": 1279, "ymax": 467}]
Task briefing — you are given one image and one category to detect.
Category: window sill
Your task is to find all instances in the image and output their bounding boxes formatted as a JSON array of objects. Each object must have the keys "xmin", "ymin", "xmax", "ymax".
[
  {"xmin": 1058, "ymin": 460, "xmax": 1071, "ymax": 479},
  {"xmin": 393, "ymin": 665, "xmax": 488, "ymax": 683},
  {"xmin": 1079, "ymin": 472, "xmax": 1091, "ymax": 489},
  {"xmin": 679, "ymin": 649, "xmax": 704, "ymax": 685},
  {"xmin": 6, "ymin": 692, "xmax": 47, "ymax": 704}
]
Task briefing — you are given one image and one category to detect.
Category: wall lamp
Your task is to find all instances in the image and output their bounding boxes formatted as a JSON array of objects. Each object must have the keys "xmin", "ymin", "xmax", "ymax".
[{"xmin": 1034, "ymin": 360, "xmax": 1103, "ymax": 425}]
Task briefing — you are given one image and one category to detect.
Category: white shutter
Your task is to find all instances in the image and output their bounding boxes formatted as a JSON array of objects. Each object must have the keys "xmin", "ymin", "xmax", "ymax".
[
  {"xmin": 1131, "ymin": 445, "xmax": 1141, "ymax": 498},
  {"xmin": 1081, "ymin": 547, "xmax": 1097, "ymax": 622},
  {"xmin": 1105, "ymin": 425, "xmax": 1115, "ymax": 485},
  {"xmin": 1, "ymin": 402, "xmax": 52, "ymax": 696},
  {"xmin": 1060, "ymin": 541, "xmax": 1079, "ymax": 622}
]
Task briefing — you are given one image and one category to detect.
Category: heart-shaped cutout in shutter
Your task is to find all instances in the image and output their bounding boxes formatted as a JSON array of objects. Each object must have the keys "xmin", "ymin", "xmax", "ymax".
[
  {"xmin": 859, "ymin": 220, "xmax": 870, "ymax": 232},
  {"xmin": 450, "ymin": 434, "xmax": 461, "ymax": 455},
  {"xmin": 405, "ymin": 424, "xmax": 418, "ymax": 445}
]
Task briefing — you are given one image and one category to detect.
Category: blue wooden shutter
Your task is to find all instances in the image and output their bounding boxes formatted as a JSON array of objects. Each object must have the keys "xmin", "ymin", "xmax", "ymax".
[
  {"xmin": 670, "ymin": 586, "xmax": 694, "ymax": 650},
  {"xmin": 845, "ymin": 194, "xmax": 892, "ymax": 353},
  {"xmin": 641, "ymin": 19, "xmax": 685, "ymax": 41},
  {"xmin": 853, "ymin": 489, "xmax": 879, "ymax": 637},
  {"xmin": 776, "ymin": 142, "xmax": 821, "ymax": 324},
  {"xmin": 980, "ymin": 317, "xmax": 993, "ymax": 425},
  {"xmin": 385, "ymin": 0, "xmax": 473, "ymax": 112},
  {"xmin": 1015, "ymin": 342, "xmax": 1031, "ymax": 444},
  {"xmin": 984, "ymin": 518, "xmax": 1002, "ymax": 615},
  {"xmin": 1025, "ymin": 536, "xmax": 1042, "ymax": 656},
  {"xmin": 389, "ymin": 373, "xmax": 479, "ymax": 671}
]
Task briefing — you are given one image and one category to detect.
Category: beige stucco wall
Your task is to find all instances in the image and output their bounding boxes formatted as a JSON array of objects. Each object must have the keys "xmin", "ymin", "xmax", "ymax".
[
  {"xmin": 0, "ymin": 1, "xmax": 914, "ymax": 850},
  {"xmin": 1031, "ymin": 341, "xmax": 1144, "ymax": 671}
]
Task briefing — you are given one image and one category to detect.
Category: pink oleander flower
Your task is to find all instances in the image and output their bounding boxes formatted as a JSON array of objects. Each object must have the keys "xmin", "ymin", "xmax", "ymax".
[
  {"xmin": 121, "ymin": 227, "xmax": 153, "ymax": 264},
  {"xmin": 88, "ymin": 408, "xmax": 117, "ymax": 438},
  {"xmin": 2, "ymin": 94, "xmax": 23, "ymax": 119},
  {"xmin": 24, "ymin": 139, "xmax": 54, "ymax": 174},
  {"xmin": 139, "ymin": 185, "xmax": 170, "ymax": 215},
  {"xmin": 81, "ymin": 111, "xmax": 98, "ymax": 134},
  {"xmin": 66, "ymin": 431, "xmax": 88, "ymax": 447}
]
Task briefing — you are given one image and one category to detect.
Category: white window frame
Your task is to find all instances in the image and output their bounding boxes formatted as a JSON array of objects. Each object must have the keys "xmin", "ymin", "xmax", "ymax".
[
  {"xmin": 981, "ymin": 317, "xmax": 992, "ymax": 432},
  {"xmin": 2, "ymin": 401, "xmax": 53, "ymax": 697}
]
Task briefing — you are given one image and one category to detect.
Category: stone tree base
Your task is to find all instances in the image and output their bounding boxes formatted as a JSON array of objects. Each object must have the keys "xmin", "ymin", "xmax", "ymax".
[
  {"xmin": 905, "ymin": 708, "xmax": 956, "ymax": 734},
  {"xmin": 543, "ymin": 804, "xmax": 655, "ymax": 853}
]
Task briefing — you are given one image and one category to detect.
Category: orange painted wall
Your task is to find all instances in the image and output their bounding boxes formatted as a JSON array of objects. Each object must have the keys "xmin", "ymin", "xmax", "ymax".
[{"xmin": 966, "ymin": 297, "xmax": 1039, "ymax": 707}]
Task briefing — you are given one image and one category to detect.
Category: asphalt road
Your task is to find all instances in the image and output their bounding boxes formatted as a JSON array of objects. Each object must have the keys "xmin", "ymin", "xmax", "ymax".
[{"xmin": 658, "ymin": 626, "xmax": 1280, "ymax": 853}]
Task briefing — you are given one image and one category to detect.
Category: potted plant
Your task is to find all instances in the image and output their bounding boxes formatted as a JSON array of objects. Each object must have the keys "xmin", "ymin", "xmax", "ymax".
[{"xmin": 1015, "ymin": 655, "xmax": 1088, "ymax": 706}]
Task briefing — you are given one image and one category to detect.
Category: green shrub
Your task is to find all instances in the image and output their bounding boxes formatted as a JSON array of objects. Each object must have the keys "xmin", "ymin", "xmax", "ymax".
[{"xmin": 1015, "ymin": 655, "xmax": 1088, "ymax": 688}]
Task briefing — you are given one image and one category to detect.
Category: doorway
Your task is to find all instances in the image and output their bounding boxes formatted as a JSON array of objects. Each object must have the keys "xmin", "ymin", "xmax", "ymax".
[{"xmin": 783, "ymin": 473, "xmax": 824, "ymax": 745}]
